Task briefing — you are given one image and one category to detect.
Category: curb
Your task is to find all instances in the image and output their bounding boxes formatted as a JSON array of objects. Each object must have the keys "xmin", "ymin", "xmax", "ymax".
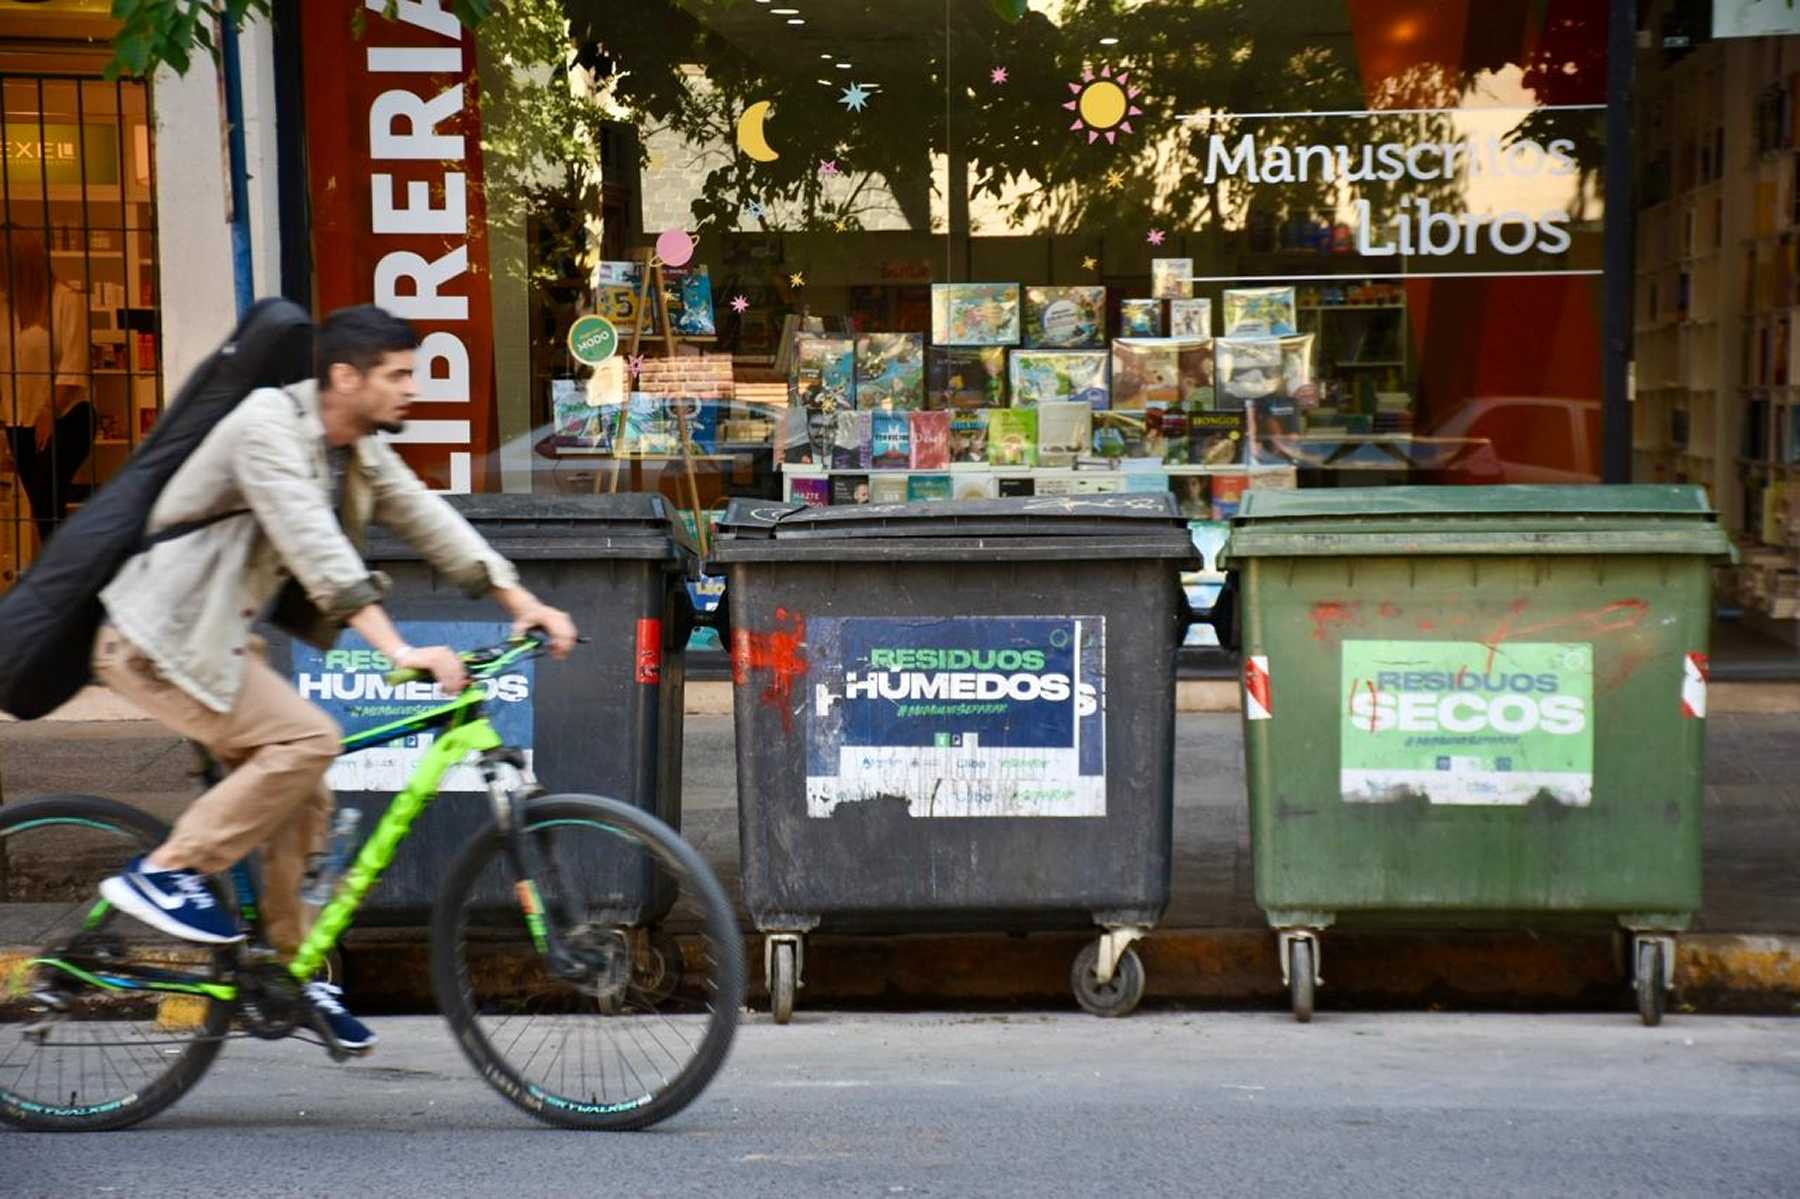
[
  {"xmin": 10, "ymin": 932, "xmax": 1795, "ymax": 1021},
  {"xmin": 325, "ymin": 927, "xmax": 1800, "ymax": 1017}
]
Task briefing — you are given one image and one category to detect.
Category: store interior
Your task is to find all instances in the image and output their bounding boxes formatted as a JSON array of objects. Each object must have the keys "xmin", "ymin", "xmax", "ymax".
[{"xmin": 0, "ymin": 35, "xmax": 159, "ymax": 593}]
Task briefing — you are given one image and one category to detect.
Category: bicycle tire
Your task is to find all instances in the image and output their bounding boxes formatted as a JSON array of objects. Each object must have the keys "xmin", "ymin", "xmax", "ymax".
[
  {"xmin": 0, "ymin": 795, "xmax": 234, "ymax": 1133},
  {"xmin": 430, "ymin": 794, "xmax": 744, "ymax": 1131}
]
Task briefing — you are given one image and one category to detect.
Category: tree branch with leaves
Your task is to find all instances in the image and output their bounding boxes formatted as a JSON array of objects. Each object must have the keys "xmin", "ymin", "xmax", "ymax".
[{"xmin": 106, "ymin": 0, "xmax": 495, "ymax": 79}]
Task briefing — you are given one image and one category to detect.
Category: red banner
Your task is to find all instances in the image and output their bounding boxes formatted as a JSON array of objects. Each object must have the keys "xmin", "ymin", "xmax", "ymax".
[{"xmin": 301, "ymin": 1, "xmax": 497, "ymax": 492}]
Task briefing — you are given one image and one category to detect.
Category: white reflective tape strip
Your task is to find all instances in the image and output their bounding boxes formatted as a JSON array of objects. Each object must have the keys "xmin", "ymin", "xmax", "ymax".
[
  {"xmin": 1244, "ymin": 655, "xmax": 1272, "ymax": 721},
  {"xmin": 1681, "ymin": 652, "xmax": 1709, "ymax": 720}
]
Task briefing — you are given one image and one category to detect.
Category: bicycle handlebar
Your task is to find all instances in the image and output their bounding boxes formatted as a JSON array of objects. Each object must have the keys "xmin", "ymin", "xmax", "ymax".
[{"xmin": 380, "ymin": 631, "xmax": 574, "ymax": 689}]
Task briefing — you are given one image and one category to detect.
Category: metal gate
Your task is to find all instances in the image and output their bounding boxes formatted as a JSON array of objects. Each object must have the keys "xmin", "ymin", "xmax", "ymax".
[{"xmin": 0, "ymin": 71, "xmax": 160, "ymax": 591}]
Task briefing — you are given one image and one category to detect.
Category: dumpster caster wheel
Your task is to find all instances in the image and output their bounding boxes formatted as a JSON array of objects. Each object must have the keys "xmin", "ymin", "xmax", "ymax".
[
  {"xmin": 1636, "ymin": 940, "xmax": 1667, "ymax": 1027},
  {"xmin": 1071, "ymin": 942, "xmax": 1145, "ymax": 1018},
  {"xmin": 770, "ymin": 940, "xmax": 798, "ymax": 1025},
  {"xmin": 1289, "ymin": 939, "xmax": 1315, "ymax": 1024}
]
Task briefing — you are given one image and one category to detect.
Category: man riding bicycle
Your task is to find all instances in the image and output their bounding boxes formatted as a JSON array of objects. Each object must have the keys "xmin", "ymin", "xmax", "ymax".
[{"xmin": 92, "ymin": 305, "xmax": 577, "ymax": 1052}]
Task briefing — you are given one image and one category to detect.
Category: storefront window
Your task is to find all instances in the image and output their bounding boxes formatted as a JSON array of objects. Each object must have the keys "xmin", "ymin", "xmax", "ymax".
[
  {"xmin": 0, "ymin": 69, "xmax": 160, "ymax": 592},
  {"xmin": 476, "ymin": 0, "xmax": 1611, "ymax": 548}
]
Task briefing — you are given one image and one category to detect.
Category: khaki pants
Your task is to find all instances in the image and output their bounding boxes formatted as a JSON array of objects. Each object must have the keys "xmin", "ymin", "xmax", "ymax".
[{"xmin": 92, "ymin": 625, "xmax": 340, "ymax": 955}]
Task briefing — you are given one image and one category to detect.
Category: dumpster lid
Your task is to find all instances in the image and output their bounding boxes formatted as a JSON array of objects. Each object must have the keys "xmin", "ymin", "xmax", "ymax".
[
  {"xmin": 1236, "ymin": 484, "xmax": 1716, "ymax": 522},
  {"xmin": 711, "ymin": 494, "xmax": 1201, "ymax": 563},
  {"xmin": 717, "ymin": 493, "xmax": 1191, "ymax": 540},
  {"xmin": 367, "ymin": 492, "xmax": 696, "ymax": 562},
  {"xmin": 1227, "ymin": 484, "xmax": 1733, "ymax": 560}
]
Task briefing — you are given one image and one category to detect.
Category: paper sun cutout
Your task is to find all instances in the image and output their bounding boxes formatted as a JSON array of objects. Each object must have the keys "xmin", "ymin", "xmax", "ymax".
[
  {"xmin": 1065, "ymin": 65, "xmax": 1143, "ymax": 144},
  {"xmin": 1146, "ymin": 228, "xmax": 1166, "ymax": 246},
  {"xmin": 839, "ymin": 83, "xmax": 871, "ymax": 112},
  {"xmin": 730, "ymin": 295, "xmax": 750, "ymax": 314},
  {"xmin": 789, "ymin": 272, "xmax": 806, "ymax": 287},
  {"xmin": 991, "ymin": 66, "xmax": 1009, "ymax": 85}
]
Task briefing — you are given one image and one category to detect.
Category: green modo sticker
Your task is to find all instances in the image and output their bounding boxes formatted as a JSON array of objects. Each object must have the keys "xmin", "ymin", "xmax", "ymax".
[
  {"xmin": 567, "ymin": 314, "xmax": 619, "ymax": 365},
  {"xmin": 1340, "ymin": 640, "xmax": 1593, "ymax": 808}
]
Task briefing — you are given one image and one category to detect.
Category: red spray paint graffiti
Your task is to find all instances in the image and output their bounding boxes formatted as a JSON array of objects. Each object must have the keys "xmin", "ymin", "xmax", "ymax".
[
  {"xmin": 1309, "ymin": 601, "xmax": 1359, "ymax": 642},
  {"xmin": 731, "ymin": 608, "xmax": 808, "ymax": 731},
  {"xmin": 1480, "ymin": 599, "xmax": 1650, "ymax": 671}
]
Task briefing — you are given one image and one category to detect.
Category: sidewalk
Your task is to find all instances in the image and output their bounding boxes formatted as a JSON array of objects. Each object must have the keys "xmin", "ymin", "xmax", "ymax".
[{"xmin": 3, "ymin": 713, "xmax": 1797, "ymax": 1012}]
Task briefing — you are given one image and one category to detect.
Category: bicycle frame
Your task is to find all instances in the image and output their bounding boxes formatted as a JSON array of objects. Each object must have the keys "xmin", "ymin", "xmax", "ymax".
[{"xmin": 34, "ymin": 642, "xmax": 544, "ymax": 1006}]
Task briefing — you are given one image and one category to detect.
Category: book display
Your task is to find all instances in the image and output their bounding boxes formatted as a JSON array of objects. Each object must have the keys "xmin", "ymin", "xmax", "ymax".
[
  {"xmin": 855, "ymin": 333, "xmax": 927, "ymax": 411},
  {"xmin": 782, "ymin": 280, "xmax": 1302, "ymax": 508},
  {"xmin": 1009, "ymin": 349, "xmax": 1110, "ymax": 408},
  {"xmin": 1120, "ymin": 298, "xmax": 1162, "ymax": 337},
  {"xmin": 931, "ymin": 283, "xmax": 1022, "ymax": 345},
  {"xmin": 927, "ymin": 347, "xmax": 1007, "ymax": 408},
  {"xmin": 1641, "ymin": 30, "xmax": 1800, "ymax": 645},
  {"xmin": 1023, "ymin": 286, "xmax": 1107, "ymax": 348},
  {"xmin": 1151, "ymin": 258, "xmax": 1195, "ymax": 300}
]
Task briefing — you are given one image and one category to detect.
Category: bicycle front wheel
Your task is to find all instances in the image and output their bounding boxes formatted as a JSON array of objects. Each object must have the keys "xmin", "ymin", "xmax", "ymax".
[
  {"xmin": 0, "ymin": 796, "xmax": 234, "ymax": 1132},
  {"xmin": 430, "ymin": 794, "xmax": 744, "ymax": 1131}
]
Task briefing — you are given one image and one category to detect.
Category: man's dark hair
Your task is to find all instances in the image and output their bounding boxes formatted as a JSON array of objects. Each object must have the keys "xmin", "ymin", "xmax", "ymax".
[{"xmin": 316, "ymin": 304, "xmax": 419, "ymax": 380}]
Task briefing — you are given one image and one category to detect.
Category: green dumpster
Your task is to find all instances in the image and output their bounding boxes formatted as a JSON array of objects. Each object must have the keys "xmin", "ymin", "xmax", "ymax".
[{"xmin": 1227, "ymin": 485, "xmax": 1733, "ymax": 1025}]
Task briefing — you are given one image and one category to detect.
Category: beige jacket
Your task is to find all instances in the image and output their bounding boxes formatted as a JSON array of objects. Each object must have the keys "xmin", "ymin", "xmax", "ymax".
[{"xmin": 101, "ymin": 380, "xmax": 519, "ymax": 713}]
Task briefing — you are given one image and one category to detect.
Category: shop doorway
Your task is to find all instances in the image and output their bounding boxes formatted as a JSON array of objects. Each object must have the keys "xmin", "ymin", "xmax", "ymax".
[{"xmin": 0, "ymin": 71, "xmax": 160, "ymax": 591}]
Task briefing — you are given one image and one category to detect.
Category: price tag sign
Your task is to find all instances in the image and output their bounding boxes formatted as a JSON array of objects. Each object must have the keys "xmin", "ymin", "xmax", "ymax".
[{"xmin": 567, "ymin": 315, "xmax": 619, "ymax": 366}]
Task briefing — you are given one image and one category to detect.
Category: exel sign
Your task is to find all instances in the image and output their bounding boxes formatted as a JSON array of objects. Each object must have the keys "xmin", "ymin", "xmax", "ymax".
[{"xmin": 3, "ymin": 125, "xmax": 119, "ymax": 187}]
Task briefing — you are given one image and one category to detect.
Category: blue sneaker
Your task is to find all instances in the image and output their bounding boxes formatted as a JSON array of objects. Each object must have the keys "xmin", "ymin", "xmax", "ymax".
[
  {"xmin": 99, "ymin": 856, "xmax": 244, "ymax": 945},
  {"xmin": 304, "ymin": 982, "xmax": 377, "ymax": 1052}
]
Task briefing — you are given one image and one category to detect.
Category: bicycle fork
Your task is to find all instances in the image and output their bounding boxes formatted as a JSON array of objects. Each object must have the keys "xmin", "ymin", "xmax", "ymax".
[{"xmin": 479, "ymin": 750, "xmax": 624, "ymax": 993}]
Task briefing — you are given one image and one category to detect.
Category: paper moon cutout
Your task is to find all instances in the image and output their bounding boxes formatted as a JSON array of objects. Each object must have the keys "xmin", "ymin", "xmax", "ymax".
[
  {"xmin": 656, "ymin": 228, "xmax": 697, "ymax": 268},
  {"xmin": 736, "ymin": 100, "xmax": 780, "ymax": 162}
]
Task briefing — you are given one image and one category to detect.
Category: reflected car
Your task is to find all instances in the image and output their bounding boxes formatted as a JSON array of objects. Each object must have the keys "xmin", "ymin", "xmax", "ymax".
[
  {"xmin": 473, "ymin": 400, "xmax": 797, "ymax": 499},
  {"xmin": 1418, "ymin": 396, "xmax": 1604, "ymax": 486}
]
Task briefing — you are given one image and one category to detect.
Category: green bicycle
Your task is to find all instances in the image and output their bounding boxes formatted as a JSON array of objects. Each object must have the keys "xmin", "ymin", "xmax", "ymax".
[{"xmin": 0, "ymin": 634, "xmax": 745, "ymax": 1132}]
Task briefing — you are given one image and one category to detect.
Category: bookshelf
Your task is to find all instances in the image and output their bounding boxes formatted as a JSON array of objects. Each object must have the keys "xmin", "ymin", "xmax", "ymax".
[{"xmin": 1636, "ymin": 20, "xmax": 1800, "ymax": 641}]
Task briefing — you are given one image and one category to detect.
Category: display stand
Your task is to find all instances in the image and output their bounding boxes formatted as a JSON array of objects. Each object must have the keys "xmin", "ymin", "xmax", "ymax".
[{"xmin": 598, "ymin": 248, "xmax": 716, "ymax": 554}]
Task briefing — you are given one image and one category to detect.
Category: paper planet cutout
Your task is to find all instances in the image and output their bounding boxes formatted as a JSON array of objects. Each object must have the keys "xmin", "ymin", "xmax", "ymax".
[
  {"xmin": 656, "ymin": 229, "xmax": 696, "ymax": 268},
  {"xmin": 736, "ymin": 100, "xmax": 780, "ymax": 162}
]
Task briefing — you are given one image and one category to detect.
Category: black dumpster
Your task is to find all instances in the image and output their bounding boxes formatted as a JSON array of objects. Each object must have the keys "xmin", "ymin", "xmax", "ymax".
[
  {"xmin": 273, "ymin": 493, "xmax": 696, "ymax": 927},
  {"xmin": 709, "ymin": 494, "xmax": 1200, "ymax": 1019}
]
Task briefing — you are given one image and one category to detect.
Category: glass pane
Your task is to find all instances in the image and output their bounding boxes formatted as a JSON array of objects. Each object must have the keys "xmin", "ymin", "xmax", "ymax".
[{"xmin": 488, "ymin": 0, "xmax": 1612, "ymax": 522}]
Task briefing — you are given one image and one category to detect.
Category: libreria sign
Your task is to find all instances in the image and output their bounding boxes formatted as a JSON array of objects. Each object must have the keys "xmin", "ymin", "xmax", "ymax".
[{"xmin": 1201, "ymin": 130, "xmax": 1580, "ymax": 258}]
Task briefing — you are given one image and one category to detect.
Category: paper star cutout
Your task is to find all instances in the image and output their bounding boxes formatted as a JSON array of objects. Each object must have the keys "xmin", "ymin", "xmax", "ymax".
[
  {"xmin": 745, "ymin": 199, "xmax": 768, "ymax": 220},
  {"xmin": 819, "ymin": 159, "xmax": 840, "ymax": 177},
  {"xmin": 990, "ymin": 66, "xmax": 1009, "ymax": 85},
  {"xmin": 626, "ymin": 354, "xmax": 644, "ymax": 379},
  {"xmin": 1082, "ymin": 256, "xmax": 1098, "ymax": 271},
  {"xmin": 789, "ymin": 272, "xmax": 806, "ymax": 287},
  {"xmin": 1146, "ymin": 228, "xmax": 1166, "ymax": 246},
  {"xmin": 832, "ymin": 217, "xmax": 849, "ymax": 232},
  {"xmin": 1105, "ymin": 169, "xmax": 1125, "ymax": 190},
  {"xmin": 662, "ymin": 289, "xmax": 680, "ymax": 305},
  {"xmin": 730, "ymin": 295, "xmax": 750, "ymax": 314},
  {"xmin": 838, "ymin": 83, "xmax": 871, "ymax": 112}
]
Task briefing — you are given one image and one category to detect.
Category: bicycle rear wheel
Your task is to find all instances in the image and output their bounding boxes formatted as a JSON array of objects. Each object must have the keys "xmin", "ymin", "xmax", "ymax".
[
  {"xmin": 431, "ymin": 794, "xmax": 744, "ymax": 1131},
  {"xmin": 0, "ymin": 796, "xmax": 234, "ymax": 1132}
]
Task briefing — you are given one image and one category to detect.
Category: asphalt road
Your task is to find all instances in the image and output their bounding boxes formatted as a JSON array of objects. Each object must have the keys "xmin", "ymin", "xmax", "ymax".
[{"xmin": 7, "ymin": 1012, "xmax": 1797, "ymax": 1198}]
